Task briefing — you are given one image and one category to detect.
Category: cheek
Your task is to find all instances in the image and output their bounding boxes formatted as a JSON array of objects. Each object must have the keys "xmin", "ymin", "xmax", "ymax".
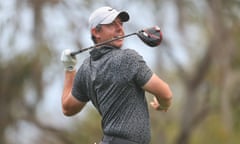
[{"xmin": 100, "ymin": 30, "xmax": 115, "ymax": 40}]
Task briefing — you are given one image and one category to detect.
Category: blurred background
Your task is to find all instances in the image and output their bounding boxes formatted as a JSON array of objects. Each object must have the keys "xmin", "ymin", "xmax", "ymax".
[{"xmin": 1, "ymin": 0, "xmax": 240, "ymax": 144}]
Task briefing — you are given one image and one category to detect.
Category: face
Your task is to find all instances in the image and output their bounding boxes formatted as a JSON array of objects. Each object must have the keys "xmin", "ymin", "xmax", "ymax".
[{"xmin": 92, "ymin": 18, "xmax": 125, "ymax": 48}]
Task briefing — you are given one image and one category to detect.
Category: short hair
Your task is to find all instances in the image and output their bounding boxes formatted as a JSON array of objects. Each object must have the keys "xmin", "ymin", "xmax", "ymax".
[
  {"xmin": 91, "ymin": 35, "xmax": 97, "ymax": 44},
  {"xmin": 91, "ymin": 25, "xmax": 102, "ymax": 44}
]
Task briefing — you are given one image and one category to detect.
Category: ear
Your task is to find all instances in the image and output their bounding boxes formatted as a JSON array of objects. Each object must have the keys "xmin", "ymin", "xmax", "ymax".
[{"xmin": 91, "ymin": 28, "xmax": 101, "ymax": 39}]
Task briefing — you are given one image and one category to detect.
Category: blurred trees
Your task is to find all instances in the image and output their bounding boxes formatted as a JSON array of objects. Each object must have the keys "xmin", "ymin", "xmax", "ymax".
[
  {"xmin": 171, "ymin": 0, "xmax": 240, "ymax": 144},
  {"xmin": 0, "ymin": 0, "xmax": 69, "ymax": 143},
  {"xmin": 0, "ymin": 0, "xmax": 240, "ymax": 144}
]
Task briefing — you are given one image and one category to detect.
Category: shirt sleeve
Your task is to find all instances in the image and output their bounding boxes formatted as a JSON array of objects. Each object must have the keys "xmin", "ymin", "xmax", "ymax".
[
  {"xmin": 71, "ymin": 64, "xmax": 90, "ymax": 102},
  {"xmin": 123, "ymin": 49, "xmax": 153, "ymax": 87}
]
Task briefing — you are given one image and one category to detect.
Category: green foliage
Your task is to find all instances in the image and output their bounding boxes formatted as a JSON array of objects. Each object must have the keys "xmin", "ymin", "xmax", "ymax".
[
  {"xmin": 230, "ymin": 82, "xmax": 240, "ymax": 131},
  {"xmin": 231, "ymin": 34, "xmax": 240, "ymax": 69},
  {"xmin": 191, "ymin": 114, "xmax": 240, "ymax": 144},
  {"xmin": 68, "ymin": 106, "xmax": 102, "ymax": 144},
  {"xmin": 1, "ymin": 0, "xmax": 240, "ymax": 144}
]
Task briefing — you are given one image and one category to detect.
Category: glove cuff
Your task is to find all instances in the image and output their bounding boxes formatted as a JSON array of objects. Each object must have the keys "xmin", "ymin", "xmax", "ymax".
[{"xmin": 65, "ymin": 66, "xmax": 76, "ymax": 71}]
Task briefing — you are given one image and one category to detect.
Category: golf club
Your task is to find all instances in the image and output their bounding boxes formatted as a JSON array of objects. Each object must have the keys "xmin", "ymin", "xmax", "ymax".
[{"xmin": 70, "ymin": 26, "xmax": 163, "ymax": 56}]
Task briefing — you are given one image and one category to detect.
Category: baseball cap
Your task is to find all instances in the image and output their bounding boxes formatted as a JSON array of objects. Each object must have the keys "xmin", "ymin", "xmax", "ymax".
[{"xmin": 89, "ymin": 6, "xmax": 129, "ymax": 29}]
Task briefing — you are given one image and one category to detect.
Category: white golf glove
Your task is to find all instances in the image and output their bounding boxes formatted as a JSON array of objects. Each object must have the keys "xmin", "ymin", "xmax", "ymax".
[{"xmin": 61, "ymin": 49, "xmax": 77, "ymax": 71}]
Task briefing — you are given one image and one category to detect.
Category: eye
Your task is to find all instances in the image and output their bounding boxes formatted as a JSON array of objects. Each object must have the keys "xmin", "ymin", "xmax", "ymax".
[
  {"xmin": 106, "ymin": 19, "xmax": 123, "ymax": 27},
  {"xmin": 119, "ymin": 21, "xmax": 123, "ymax": 26},
  {"xmin": 113, "ymin": 20, "xmax": 123, "ymax": 26}
]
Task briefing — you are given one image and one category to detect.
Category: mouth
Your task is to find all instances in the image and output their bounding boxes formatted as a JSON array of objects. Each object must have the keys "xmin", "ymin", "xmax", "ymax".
[{"xmin": 113, "ymin": 35, "xmax": 124, "ymax": 40}]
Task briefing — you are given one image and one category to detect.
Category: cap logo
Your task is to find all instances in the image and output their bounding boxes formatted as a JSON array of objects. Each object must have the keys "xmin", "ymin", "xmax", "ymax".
[{"xmin": 108, "ymin": 8, "xmax": 113, "ymax": 11}]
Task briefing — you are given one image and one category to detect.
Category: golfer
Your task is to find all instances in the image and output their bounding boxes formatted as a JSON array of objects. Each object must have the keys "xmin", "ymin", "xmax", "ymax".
[{"xmin": 61, "ymin": 6, "xmax": 172, "ymax": 144}]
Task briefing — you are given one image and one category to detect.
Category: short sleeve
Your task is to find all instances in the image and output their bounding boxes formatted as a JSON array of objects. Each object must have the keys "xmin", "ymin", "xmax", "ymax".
[
  {"xmin": 71, "ymin": 64, "xmax": 90, "ymax": 102},
  {"xmin": 122, "ymin": 49, "xmax": 153, "ymax": 87}
]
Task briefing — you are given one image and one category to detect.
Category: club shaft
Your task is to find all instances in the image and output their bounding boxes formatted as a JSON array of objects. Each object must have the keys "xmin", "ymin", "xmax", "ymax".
[{"xmin": 70, "ymin": 32, "xmax": 137, "ymax": 56}]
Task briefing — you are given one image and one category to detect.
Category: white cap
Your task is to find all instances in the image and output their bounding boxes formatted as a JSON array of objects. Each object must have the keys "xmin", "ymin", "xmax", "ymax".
[{"xmin": 89, "ymin": 6, "xmax": 129, "ymax": 29}]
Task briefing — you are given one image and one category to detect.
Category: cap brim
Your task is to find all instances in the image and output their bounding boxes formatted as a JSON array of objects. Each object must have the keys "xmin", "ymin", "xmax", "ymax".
[
  {"xmin": 100, "ymin": 11, "xmax": 129, "ymax": 25},
  {"xmin": 118, "ymin": 11, "xmax": 129, "ymax": 22}
]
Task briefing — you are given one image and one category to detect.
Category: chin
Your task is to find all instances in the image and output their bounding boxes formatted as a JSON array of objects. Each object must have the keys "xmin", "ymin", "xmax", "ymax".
[
  {"xmin": 110, "ymin": 43, "xmax": 122, "ymax": 48},
  {"xmin": 112, "ymin": 41, "xmax": 123, "ymax": 48},
  {"xmin": 113, "ymin": 44, "xmax": 122, "ymax": 48}
]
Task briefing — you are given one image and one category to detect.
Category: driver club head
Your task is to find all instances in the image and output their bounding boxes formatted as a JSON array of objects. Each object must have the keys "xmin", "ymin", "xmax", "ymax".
[{"xmin": 137, "ymin": 26, "xmax": 163, "ymax": 47}]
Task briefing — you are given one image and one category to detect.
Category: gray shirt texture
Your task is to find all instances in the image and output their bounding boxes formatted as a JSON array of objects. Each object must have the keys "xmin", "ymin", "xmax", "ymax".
[{"xmin": 72, "ymin": 45, "xmax": 153, "ymax": 144}]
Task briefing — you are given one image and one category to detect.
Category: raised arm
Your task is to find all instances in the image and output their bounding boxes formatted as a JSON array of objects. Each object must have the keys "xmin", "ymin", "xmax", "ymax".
[{"xmin": 61, "ymin": 49, "xmax": 86, "ymax": 116}]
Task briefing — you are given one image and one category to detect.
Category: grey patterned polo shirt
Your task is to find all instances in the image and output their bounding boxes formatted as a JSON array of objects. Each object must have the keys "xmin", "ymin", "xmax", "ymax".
[{"xmin": 72, "ymin": 45, "xmax": 153, "ymax": 144}]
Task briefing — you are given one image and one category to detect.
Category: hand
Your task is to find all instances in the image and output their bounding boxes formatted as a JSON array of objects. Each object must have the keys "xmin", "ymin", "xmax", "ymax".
[
  {"xmin": 150, "ymin": 97, "xmax": 169, "ymax": 112},
  {"xmin": 61, "ymin": 49, "xmax": 77, "ymax": 71}
]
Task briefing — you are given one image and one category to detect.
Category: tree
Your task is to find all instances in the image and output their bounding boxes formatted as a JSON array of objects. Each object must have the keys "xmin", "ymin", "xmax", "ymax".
[
  {"xmin": 168, "ymin": 0, "xmax": 240, "ymax": 144},
  {"xmin": 1, "ymin": 0, "xmax": 240, "ymax": 144}
]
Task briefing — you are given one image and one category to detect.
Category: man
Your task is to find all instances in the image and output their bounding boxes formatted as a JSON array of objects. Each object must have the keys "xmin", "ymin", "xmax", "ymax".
[{"xmin": 61, "ymin": 6, "xmax": 172, "ymax": 144}]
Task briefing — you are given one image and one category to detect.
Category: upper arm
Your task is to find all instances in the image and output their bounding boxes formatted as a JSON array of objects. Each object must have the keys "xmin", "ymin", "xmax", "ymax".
[
  {"xmin": 62, "ymin": 92, "xmax": 87, "ymax": 116},
  {"xmin": 62, "ymin": 70, "xmax": 88, "ymax": 116},
  {"xmin": 142, "ymin": 73, "xmax": 172, "ymax": 100}
]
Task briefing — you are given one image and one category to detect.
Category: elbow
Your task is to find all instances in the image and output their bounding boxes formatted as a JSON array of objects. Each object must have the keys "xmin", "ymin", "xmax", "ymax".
[
  {"xmin": 61, "ymin": 93, "xmax": 78, "ymax": 116},
  {"xmin": 61, "ymin": 97, "xmax": 84, "ymax": 116},
  {"xmin": 62, "ymin": 110, "xmax": 74, "ymax": 117},
  {"xmin": 62, "ymin": 104, "xmax": 75, "ymax": 117}
]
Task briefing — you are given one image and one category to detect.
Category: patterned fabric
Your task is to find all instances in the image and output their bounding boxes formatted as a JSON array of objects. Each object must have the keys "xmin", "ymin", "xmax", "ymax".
[{"xmin": 72, "ymin": 45, "xmax": 153, "ymax": 144}]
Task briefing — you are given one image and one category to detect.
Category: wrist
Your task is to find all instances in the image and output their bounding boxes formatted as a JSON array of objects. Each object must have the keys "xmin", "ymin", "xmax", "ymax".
[
  {"xmin": 158, "ymin": 105, "xmax": 169, "ymax": 110},
  {"xmin": 65, "ymin": 69, "xmax": 76, "ymax": 77},
  {"xmin": 65, "ymin": 66, "xmax": 76, "ymax": 71}
]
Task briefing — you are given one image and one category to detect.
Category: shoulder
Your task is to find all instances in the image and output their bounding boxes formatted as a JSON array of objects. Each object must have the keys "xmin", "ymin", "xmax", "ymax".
[
  {"xmin": 118, "ymin": 48, "xmax": 142, "ymax": 61},
  {"xmin": 76, "ymin": 57, "xmax": 90, "ymax": 76},
  {"xmin": 115, "ymin": 48, "xmax": 146, "ymax": 71},
  {"xmin": 80, "ymin": 57, "xmax": 90, "ymax": 69},
  {"xmin": 122, "ymin": 48, "xmax": 139, "ymax": 55}
]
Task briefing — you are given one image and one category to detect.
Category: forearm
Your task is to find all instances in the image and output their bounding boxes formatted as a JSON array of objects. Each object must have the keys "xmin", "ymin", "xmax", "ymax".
[
  {"xmin": 143, "ymin": 73, "xmax": 173, "ymax": 111},
  {"xmin": 62, "ymin": 70, "xmax": 76, "ymax": 101},
  {"xmin": 62, "ymin": 70, "xmax": 77, "ymax": 115}
]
